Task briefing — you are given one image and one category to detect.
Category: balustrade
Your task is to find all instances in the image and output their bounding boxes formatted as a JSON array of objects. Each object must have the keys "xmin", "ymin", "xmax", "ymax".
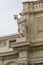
[{"xmin": 34, "ymin": 2, "xmax": 43, "ymax": 9}]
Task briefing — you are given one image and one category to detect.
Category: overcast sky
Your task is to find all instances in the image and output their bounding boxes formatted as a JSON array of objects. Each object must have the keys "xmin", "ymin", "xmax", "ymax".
[{"xmin": 0, "ymin": 0, "xmax": 37, "ymax": 36}]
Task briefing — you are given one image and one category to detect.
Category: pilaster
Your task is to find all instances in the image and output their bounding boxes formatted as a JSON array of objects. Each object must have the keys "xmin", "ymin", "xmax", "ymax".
[{"xmin": 18, "ymin": 49, "xmax": 29, "ymax": 65}]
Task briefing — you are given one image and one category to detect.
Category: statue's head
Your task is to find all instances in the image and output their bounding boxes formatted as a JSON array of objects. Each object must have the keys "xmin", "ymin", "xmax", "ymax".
[{"xmin": 14, "ymin": 15, "xmax": 18, "ymax": 20}]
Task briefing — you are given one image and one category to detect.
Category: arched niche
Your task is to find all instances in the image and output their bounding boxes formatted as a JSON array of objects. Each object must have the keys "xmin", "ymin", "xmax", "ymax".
[{"xmin": 5, "ymin": 61, "xmax": 18, "ymax": 65}]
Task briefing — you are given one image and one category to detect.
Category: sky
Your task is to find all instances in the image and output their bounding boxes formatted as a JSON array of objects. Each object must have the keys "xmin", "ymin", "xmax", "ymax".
[{"xmin": 0, "ymin": 0, "xmax": 37, "ymax": 36}]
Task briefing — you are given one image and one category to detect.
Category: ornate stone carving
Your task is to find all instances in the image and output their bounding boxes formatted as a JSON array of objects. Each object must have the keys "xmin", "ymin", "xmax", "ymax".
[
  {"xmin": 14, "ymin": 15, "xmax": 28, "ymax": 38},
  {"xmin": 18, "ymin": 19, "xmax": 28, "ymax": 37}
]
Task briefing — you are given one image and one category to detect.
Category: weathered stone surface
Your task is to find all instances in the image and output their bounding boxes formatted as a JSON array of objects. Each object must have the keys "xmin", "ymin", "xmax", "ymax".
[{"xmin": 0, "ymin": 0, "xmax": 43, "ymax": 65}]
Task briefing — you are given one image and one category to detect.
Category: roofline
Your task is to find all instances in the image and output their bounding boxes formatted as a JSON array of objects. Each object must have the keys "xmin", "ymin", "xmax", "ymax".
[
  {"xmin": 22, "ymin": 0, "xmax": 39, "ymax": 4},
  {"xmin": 0, "ymin": 33, "xmax": 20, "ymax": 40}
]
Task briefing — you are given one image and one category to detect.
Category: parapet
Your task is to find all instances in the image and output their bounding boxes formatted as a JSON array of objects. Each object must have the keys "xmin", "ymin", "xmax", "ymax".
[{"xmin": 21, "ymin": 0, "xmax": 43, "ymax": 15}]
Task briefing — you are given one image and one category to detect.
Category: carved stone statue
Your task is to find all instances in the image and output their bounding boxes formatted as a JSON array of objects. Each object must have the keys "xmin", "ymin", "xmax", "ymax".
[{"xmin": 14, "ymin": 15, "xmax": 28, "ymax": 38}]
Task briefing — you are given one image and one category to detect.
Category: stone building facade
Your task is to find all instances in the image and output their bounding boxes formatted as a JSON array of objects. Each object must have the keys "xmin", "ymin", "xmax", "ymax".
[{"xmin": 0, "ymin": 0, "xmax": 43, "ymax": 65}]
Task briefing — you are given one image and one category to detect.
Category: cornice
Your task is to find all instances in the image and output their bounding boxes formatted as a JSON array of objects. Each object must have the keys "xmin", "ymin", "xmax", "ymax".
[
  {"xmin": 30, "ymin": 57, "xmax": 43, "ymax": 64},
  {"xmin": 0, "ymin": 33, "xmax": 20, "ymax": 40},
  {"xmin": 20, "ymin": 9, "xmax": 43, "ymax": 16},
  {"xmin": 23, "ymin": 1, "xmax": 39, "ymax": 4},
  {"xmin": 0, "ymin": 51, "xmax": 18, "ymax": 57},
  {"xmin": 11, "ymin": 41, "xmax": 30, "ymax": 48}
]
